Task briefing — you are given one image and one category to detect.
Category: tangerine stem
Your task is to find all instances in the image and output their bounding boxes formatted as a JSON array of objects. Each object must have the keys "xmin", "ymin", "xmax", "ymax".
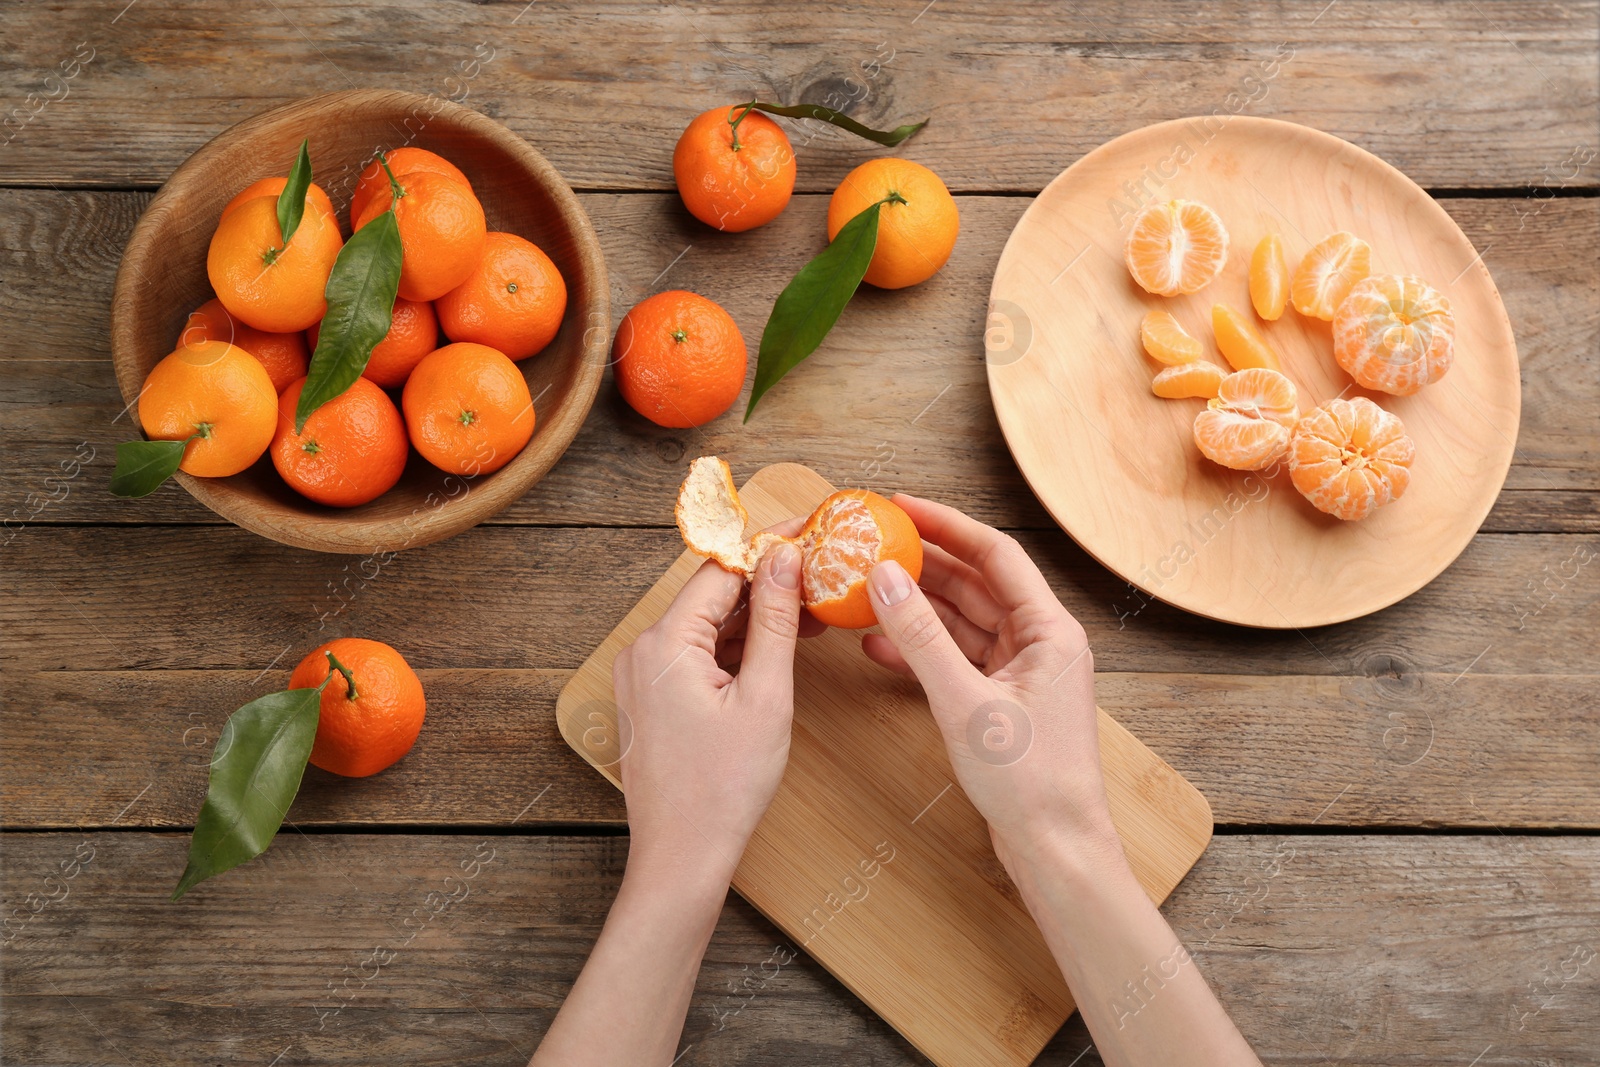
[
  {"xmin": 727, "ymin": 99, "xmax": 757, "ymax": 152},
  {"xmin": 324, "ymin": 650, "xmax": 358, "ymax": 700},
  {"xmin": 377, "ymin": 154, "xmax": 405, "ymax": 203}
]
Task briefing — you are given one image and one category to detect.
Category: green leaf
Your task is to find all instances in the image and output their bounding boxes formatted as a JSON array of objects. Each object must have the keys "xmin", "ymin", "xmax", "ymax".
[
  {"xmin": 746, "ymin": 201, "xmax": 881, "ymax": 421},
  {"xmin": 295, "ymin": 209, "xmax": 402, "ymax": 433},
  {"xmin": 276, "ymin": 139, "xmax": 313, "ymax": 247},
  {"xmin": 750, "ymin": 102, "xmax": 926, "ymax": 146},
  {"xmin": 109, "ymin": 438, "xmax": 190, "ymax": 498},
  {"xmin": 172, "ymin": 687, "xmax": 321, "ymax": 900}
]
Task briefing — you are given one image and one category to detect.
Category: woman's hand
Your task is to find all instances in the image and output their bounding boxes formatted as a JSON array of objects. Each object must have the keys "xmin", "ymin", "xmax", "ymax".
[
  {"xmin": 612, "ymin": 535, "xmax": 813, "ymax": 882},
  {"xmin": 861, "ymin": 495, "xmax": 1124, "ymax": 875}
]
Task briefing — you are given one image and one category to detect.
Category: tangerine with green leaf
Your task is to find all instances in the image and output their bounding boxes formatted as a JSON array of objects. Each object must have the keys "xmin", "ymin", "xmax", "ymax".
[
  {"xmin": 137, "ymin": 339, "xmax": 278, "ymax": 477},
  {"xmin": 208, "ymin": 193, "xmax": 344, "ymax": 332},
  {"xmin": 354, "ymin": 168, "xmax": 486, "ymax": 302},
  {"xmin": 674, "ymin": 104, "xmax": 797, "ymax": 233},
  {"xmin": 309, "ymin": 296, "xmax": 439, "ymax": 389},
  {"xmin": 289, "ymin": 638, "xmax": 427, "ymax": 778},
  {"xmin": 271, "ymin": 376, "xmax": 409, "ymax": 507},
  {"xmin": 349, "ymin": 147, "xmax": 470, "ymax": 229},
  {"xmin": 827, "ymin": 158, "xmax": 959, "ymax": 289}
]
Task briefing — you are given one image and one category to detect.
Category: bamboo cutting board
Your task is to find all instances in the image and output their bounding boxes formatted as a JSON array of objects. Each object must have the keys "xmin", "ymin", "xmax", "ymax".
[{"xmin": 555, "ymin": 463, "xmax": 1213, "ymax": 1066}]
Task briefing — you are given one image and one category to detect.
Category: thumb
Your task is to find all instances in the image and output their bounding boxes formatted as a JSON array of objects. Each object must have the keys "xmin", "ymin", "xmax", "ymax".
[
  {"xmin": 868, "ymin": 560, "xmax": 981, "ymax": 707},
  {"xmin": 737, "ymin": 542, "xmax": 803, "ymax": 697}
]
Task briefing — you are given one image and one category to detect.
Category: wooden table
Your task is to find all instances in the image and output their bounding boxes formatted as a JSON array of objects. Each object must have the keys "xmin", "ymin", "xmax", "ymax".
[{"xmin": 3, "ymin": 3, "xmax": 1596, "ymax": 1064}]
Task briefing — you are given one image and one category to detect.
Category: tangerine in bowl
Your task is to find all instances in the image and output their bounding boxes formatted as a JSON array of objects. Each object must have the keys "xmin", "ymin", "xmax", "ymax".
[{"xmin": 110, "ymin": 89, "xmax": 609, "ymax": 554}]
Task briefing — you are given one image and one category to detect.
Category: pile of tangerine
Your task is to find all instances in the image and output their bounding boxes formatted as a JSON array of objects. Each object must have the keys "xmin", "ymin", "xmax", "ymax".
[
  {"xmin": 136, "ymin": 147, "xmax": 568, "ymax": 507},
  {"xmin": 1124, "ymin": 198, "xmax": 1457, "ymax": 522}
]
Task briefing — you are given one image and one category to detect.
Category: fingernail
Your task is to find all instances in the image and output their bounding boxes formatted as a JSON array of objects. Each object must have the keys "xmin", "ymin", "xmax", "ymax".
[
  {"xmin": 768, "ymin": 543, "xmax": 800, "ymax": 589},
  {"xmin": 871, "ymin": 560, "xmax": 913, "ymax": 606}
]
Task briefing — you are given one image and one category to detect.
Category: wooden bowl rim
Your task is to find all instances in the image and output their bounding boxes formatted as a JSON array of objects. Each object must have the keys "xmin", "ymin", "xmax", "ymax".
[{"xmin": 109, "ymin": 88, "xmax": 609, "ymax": 554}]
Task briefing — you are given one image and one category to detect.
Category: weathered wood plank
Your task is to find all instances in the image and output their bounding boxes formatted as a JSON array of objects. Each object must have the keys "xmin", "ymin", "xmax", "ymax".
[
  {"xmin": 3, "ymin": 669, "xmax": 1596, "ymax": 831},
  {"xmin": 0, "ymin": 2, "xmax": 1594, "ymax": 191},
  {"xmin": 3, "ymin": 527, "xmax": 1593, "ymax": 677},
  {"xmin": 1, "ymin": 193, "xmax": 1595, "ymax": 535},
  {"xmin": 1, "ymin": 832, "xmax": 1595, "ymax": 1065}
]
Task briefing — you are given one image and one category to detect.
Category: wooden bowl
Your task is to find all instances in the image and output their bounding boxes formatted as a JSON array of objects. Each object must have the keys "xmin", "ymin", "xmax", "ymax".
[{"xmin": 110, "ymin": 89, "xmax": 609, "ymax": 554}]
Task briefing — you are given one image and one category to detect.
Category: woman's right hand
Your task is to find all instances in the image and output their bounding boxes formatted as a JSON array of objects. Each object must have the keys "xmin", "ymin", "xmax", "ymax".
[{"xmin": 863, "ymin": 495, "xmax": 1126, "ymax": 875}]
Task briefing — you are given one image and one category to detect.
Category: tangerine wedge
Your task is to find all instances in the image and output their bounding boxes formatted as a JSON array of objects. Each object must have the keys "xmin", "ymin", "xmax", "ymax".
[
  {"xmin": 1125, "ymin": 199, "xmax": 1229, "ymax": 297},
  {"xmin": 1288, "ymin": 396, "xmax": 1415, "ymax": 520},
  {"xmin": 1333, "ymin": 274, "xmax": 1456, "ymax": 396},
  {"xmin": 1249, "ymin": 234, "xmax": 1288, "ymax": 320},
  {"xmin": 1152, "ymin": 361, "xmax": 1226, "ymax": 399},
  {"xmin": 1141, "ymin": 309, "xmax": 1203, "ymax": 365},
  {"xmin": 1291, "ymin": 231, "xmax": 1371, "ymax": 320},
  {"xmin": 676, "ymin": 456, "xmax": 923, "ymax": 629},
  {"xmin": 1212, "ymin": 303, "xmax": 1282, "ymax": 371},
  {"xmin": 1192, "ymin": 367, "xmax": 1299, "ymax": 471}
]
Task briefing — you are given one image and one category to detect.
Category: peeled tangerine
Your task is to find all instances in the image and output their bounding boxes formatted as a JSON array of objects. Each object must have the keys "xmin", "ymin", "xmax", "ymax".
[
  {"xmin": 1333, "ymin": 274, "xmax": 1456, "ymax": 396},
  {"xmin": 1289, "ymin": 397, "xmax": 1415, "ymax": 521},
  {"xmin": 1125, "ymin": 199, "xmax": 1229, "ymax": 297},
  {"xmin": 676, "ymin": 456, "xmax": 923, "ymax": 629},
  {"xmin": 1192, "ymin": 368, "xmax": 1299, "ymax": 471}
]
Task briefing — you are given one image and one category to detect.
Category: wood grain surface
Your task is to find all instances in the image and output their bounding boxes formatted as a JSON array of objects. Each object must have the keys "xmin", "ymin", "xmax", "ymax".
[
  {"xmin": 3, "ymin": 833, "xmax": 1597, "ymax": 1067},
  {"xmin": 0, "ymin": 2, "xmax": 1595, "ymax": 192},
  {"xmin": 3, "ymin": 1, "xmax": 1596, "ymax": 1064},
  {"xmin": 555, "ymin": 463, "xmax": 1212, "ymax": 1066}
]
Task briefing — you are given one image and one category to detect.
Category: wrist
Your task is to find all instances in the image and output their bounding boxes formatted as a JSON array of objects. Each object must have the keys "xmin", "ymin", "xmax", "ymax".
[
  {"xmin": 625, "ymin": 828, "xmax": 744, "ymax": 900},
  {"xmin": 1002, "ymin": 816, "xmax": 1136, "ymax": 902}
]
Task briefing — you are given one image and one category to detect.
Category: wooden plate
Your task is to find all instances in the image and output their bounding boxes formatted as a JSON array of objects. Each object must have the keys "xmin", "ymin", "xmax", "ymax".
[
  {"xmin": 987, "ymin": 117, "xmax": 1520, "ymax": 628},
  {"xmin": 110, "ymin": 90, "xmax": 609, "ymax": 554},
  {"xmin": 557, "ymin": 463, "xmax": 1214, "ymax": 1067}
]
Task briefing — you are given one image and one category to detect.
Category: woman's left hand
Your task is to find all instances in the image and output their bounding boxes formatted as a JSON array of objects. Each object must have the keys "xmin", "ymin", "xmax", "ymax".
[{"xmin": 612, "ymin": 526, "xmax": 820, "ymax": 882}]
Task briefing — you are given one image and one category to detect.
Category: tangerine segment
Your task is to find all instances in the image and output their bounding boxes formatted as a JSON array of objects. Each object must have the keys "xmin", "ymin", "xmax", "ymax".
[
  {"xmin": 1152, "ymin": 361, "xmax": 1226, "ymax": 399},
  {"xmin": 137, "ymin": 340, "xmax": 278, "ymax": 478},
  {"xmin": 1212, "ymin": 303, "xmax": 1281, "ymax": 371},
  {"xmin": 1291, "ymin": 231, "xmax": 1371, "ymax": 320},
  {"xmin": 675, "ymin": 457, "xmax": 923, "ymax": 629},
  {"xmin": 1249, "ymin": 234, "xmax": 1288, "ymax": 320},
  {"xmin": 1214, "ymin": 367, "xmax": 1299, "ymax": 426},
  {"xmin": 1289, "ymin": 396, "xmax": 1415, "ymax": 521},
  {"xmin": 1140, "ymin": 309, "xmax": 1202, "ymax": 365},
  {"xmin": 1124, "ymin": 199, "xmax": 1229, "ymax": 297},
  {"xmin": 1191, "ymin": 367, "xmax": 1300, "ymax": 471},
  {"xmin": 1333, "ymin": 274, "xmax": 1456, "ymax": 396}
]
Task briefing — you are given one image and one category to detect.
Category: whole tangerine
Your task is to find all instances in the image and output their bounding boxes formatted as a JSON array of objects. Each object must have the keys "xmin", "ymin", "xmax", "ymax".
[
  {"xmin": 309, "ymin": 297, "xmax": 440, "ymax": 389},
  {"xmin": 349, "ymin": 148, "xmax": 469, "ymax": 230},
  {"xmin": 289, "ymin": 638, "xmax": 426, "ymax": 778},
  {"xmin": 436, "ymin": 232, "xmax": 567, "ymax": 360},
  {"xmin": 271, "ymin": 377, "xmax": 410, "ymax": 508},
  {"xmin": 136, "ymin": 339, "xmax": 278, "ymax": 478},
  {"xmin": 354, "ymin": 170, "xmax": 487, "ymax": 302},
  {"xmin": 827, "ymin": 158, "xmax": 959, "ymax": 289},
  {"xmin": 180, "ymin": 297, "xmax": 308, "ymax": 394},
  {"xmin": 207, "ymin": 194, "xmax": 343, "ymax": 333},
  {"xmin": 613, "ymin": 290, "xmax": 746, "ymax": 428},
  {"xmin": 402, "ymin": 342, "xmax": 535, "ymax": 476},
  {"xmin": 673, "ymin": 104, "xmax": 797, "ymax": 233}
]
